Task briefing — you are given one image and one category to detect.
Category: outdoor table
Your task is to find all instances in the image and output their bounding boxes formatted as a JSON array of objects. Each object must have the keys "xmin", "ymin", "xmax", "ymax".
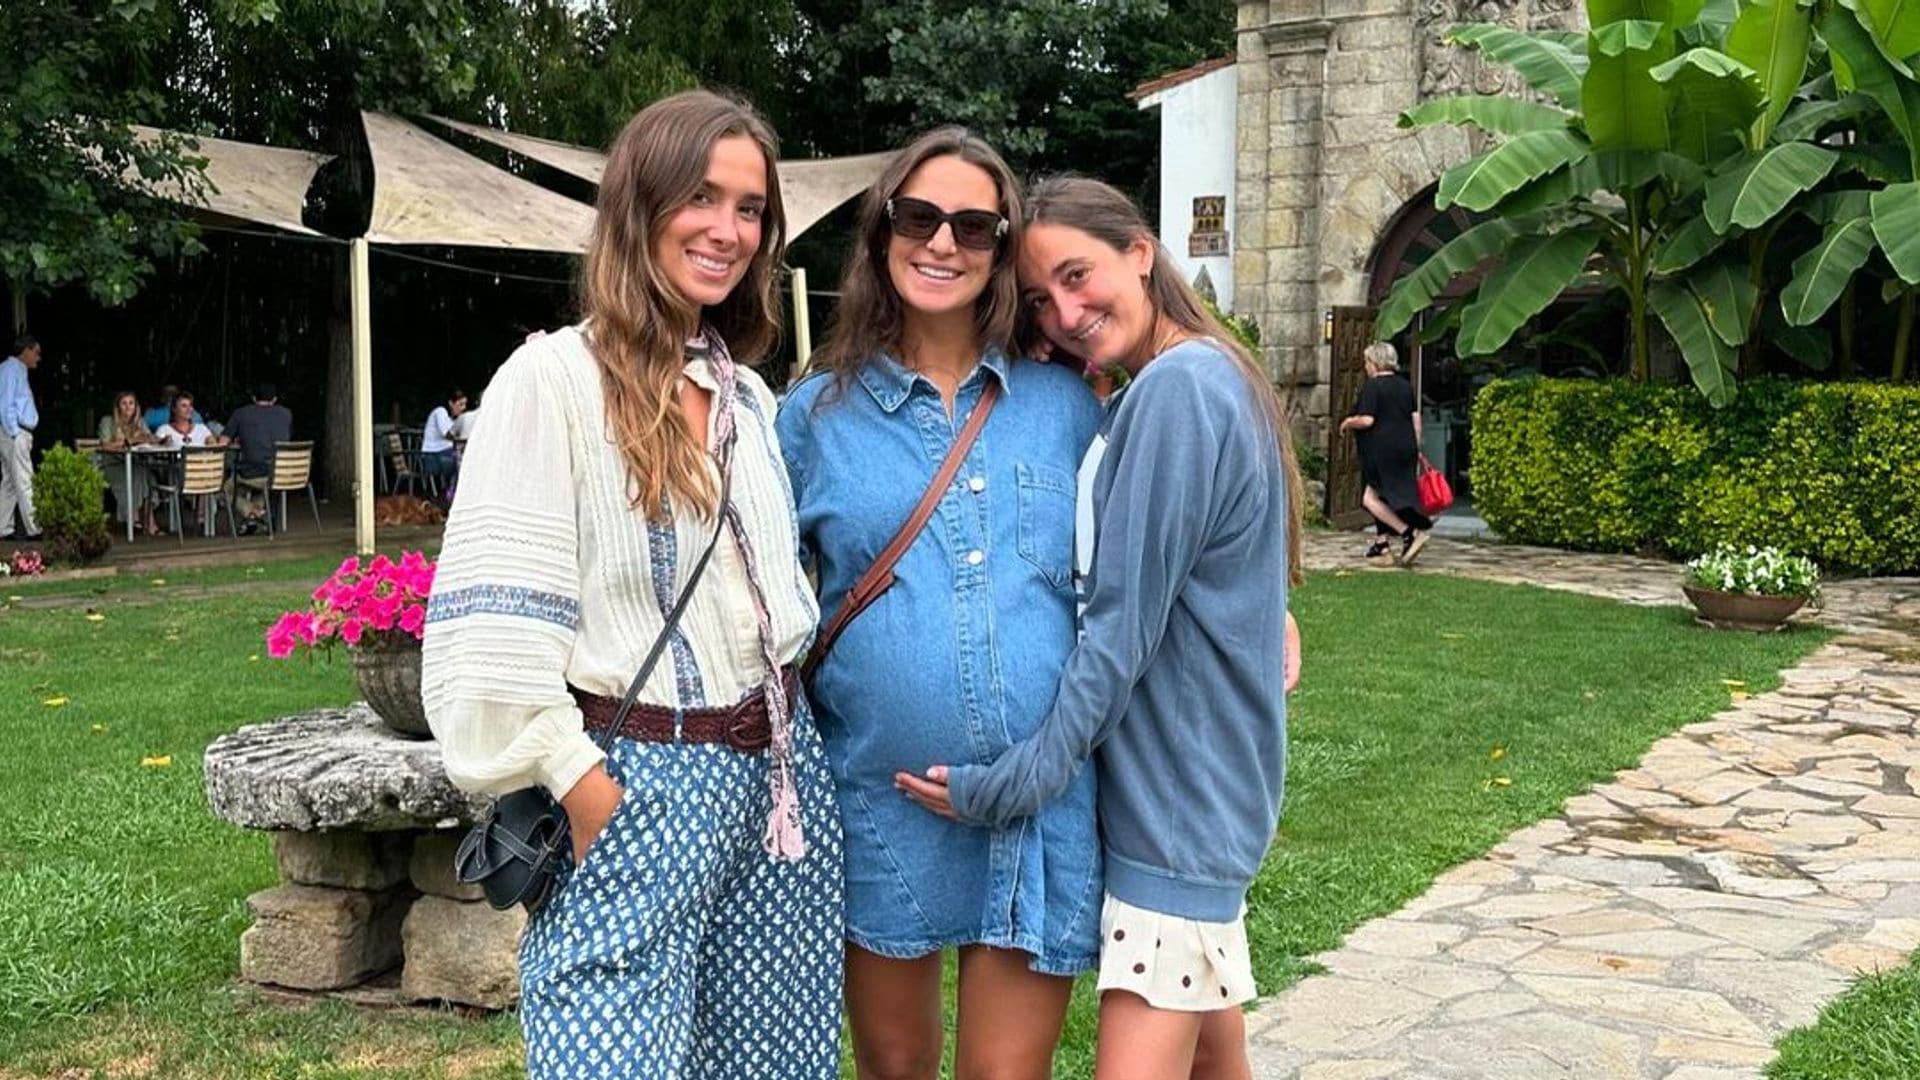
[{"xmin": 94, "ymin": 444, "xmax": 240, "ymax": 541}]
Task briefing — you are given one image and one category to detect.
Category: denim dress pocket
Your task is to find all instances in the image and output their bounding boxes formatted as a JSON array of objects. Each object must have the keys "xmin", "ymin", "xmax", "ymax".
[{"xmin": 1016, "ymin": 462, "xmax": 1076, "ymax": 591}]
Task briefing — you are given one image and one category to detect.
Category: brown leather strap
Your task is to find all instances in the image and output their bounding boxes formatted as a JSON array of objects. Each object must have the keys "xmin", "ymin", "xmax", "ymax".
[{"xmin": 802, "ymin": 379, "xmax": 1001, "ymax": 684}]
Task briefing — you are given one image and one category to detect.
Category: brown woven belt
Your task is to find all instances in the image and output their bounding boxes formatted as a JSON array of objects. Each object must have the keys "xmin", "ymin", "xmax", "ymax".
[{"xmin": 570, "ymin": 668, "xmax": 796, "ymax": 753}]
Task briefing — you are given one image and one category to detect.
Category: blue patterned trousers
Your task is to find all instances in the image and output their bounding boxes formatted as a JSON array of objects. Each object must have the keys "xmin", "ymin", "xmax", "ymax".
[{"xmin": 517, "ymin": 703, "xmax": 845, "ymax": 1079}]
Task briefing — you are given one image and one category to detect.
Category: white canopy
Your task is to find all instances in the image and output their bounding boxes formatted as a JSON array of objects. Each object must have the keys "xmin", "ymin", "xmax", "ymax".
[
  {"xmin": 426, "ymin": 115, "xmax": 892, "ymax": 241},
  {"xmin": 129, "ymin": 126, "xmax": 331, "ymax": 235},
  {"xmin": 363, "ymin": 112, "xmax": 595, "ymax": 252}
]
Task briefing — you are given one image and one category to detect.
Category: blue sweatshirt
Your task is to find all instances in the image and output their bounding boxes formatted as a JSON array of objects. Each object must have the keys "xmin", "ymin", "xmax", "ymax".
[{"xmin": 947, "ymin": 339, "xmax": 1290, "ymax": 922}]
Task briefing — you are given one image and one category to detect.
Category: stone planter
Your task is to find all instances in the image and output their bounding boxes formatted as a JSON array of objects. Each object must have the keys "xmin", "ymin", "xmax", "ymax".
[
  {"xmin": 353, "ymin": 642, "xmax": 431, "ymax": 738},
  {"xmin": 1683, "ymin": 584, "xmax": 1810, "ymax": 632}
]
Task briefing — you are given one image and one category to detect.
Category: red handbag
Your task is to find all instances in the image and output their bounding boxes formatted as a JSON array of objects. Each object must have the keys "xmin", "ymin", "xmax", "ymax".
[{"xmin": 1417, "ymin": 454, "xmax": 1453, "ymax": 515}]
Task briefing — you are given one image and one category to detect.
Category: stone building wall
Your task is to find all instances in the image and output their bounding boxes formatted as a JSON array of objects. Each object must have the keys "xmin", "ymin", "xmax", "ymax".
[{"xmin": 1233, "ymin": 0, "xmax": 1585, "ymax": 442}]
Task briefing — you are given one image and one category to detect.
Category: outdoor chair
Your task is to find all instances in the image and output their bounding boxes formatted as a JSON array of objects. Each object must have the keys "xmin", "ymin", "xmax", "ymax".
[
  {"xmin": 154, "ymin": 447, "xmax": 238, "ymax": 544},
  {"xmin": 384, "ymin": 431, "xmax": 423, "ymax": 497},
  {"xmin": 73, "ymin": 437, "xmax": 102, "ymax": 454},
  {"xmin": 262, "ymin": 440, "xmax": 322, "ymax": 538}
]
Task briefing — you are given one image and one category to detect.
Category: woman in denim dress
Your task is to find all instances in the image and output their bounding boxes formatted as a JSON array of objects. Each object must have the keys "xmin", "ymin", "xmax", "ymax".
[{"xmin": 776, "ymin": 129, "xmax": 1102, "ymax": 1079}]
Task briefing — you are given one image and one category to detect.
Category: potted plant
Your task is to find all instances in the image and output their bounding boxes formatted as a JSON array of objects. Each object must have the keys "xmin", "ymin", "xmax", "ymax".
[
  {"xmin": 1682, "ymin": 545, "xmax": 1819, "ymax": 632},
  {"xmin": 267, "ymin": 551, "xmax": 436, "ymax": 736}
]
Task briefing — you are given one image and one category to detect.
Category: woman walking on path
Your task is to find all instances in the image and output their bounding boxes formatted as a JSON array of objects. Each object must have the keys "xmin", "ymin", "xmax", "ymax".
[
  {"xmin": 777, "ymin": 129, "xmax": 1103, "ymax": 1080},
  {"xmin": 897, "ymin": 177, "xmax": 1304, "ymax": 1080},
  {"xmin": 422, "ymin": 90, "xmax": 843, "ymax": 1080},
  {"xmin": 1338, "ymin": 341, "xmax": 1431, "ymax": 566}
]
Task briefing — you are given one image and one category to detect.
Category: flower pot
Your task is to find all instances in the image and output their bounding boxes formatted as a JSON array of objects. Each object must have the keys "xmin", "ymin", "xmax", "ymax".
[
  {"xmin": 352, "ymin": 641, "xmax": 432, "ymax": 738},
  {"xmin": 1682, "ymin": 585, "xmax": 1809, "ymax": 632}
]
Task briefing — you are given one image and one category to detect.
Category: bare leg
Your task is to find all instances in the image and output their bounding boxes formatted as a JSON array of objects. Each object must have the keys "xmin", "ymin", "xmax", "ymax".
[
  {"xmin": 953, "ymin": 945, "xmax": 1074, "ymax": 1080},
  {"xmin": 1190, "ymin": 1007, "xmax": 1252, "ymax": 1080},
  {"xmin": 846, "ymin": 944, "xmax": 944, "ymax": 1080},
  {"xmin": 1095, "ymin": 990, "xmax": 1202, "ymax": 1080},
  {"xmin": 1361, "ymin": 485, "xmax": 1411, "ymax": 536}
]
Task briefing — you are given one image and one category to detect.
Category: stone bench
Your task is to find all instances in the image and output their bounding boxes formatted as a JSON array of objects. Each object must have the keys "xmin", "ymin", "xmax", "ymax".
[{"xmin": 204, "ymin": 705, "xmax": 523, "ymax": 1009}]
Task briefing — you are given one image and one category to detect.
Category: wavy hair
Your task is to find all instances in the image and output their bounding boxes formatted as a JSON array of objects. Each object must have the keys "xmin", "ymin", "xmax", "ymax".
[
  {"xmin": 1023, "ymin": 176, "xmax": 1306, "ymax": 585},
  {"xmin": 579, "ymin": 89, "xmax": 786, "ymax": 521},
  {"xmin": 810, "ymin": 127, "xmax": 1023, "ymax": 398}
]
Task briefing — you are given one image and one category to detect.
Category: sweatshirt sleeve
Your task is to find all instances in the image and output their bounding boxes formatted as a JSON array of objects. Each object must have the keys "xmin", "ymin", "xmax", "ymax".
[
  {"xmin": 420, "ymin": 341, "xmax": 603, "ymax": 798},
  {"xmin": 947, "ymin": 360, "xmax": 1227, "ymax": 827}
]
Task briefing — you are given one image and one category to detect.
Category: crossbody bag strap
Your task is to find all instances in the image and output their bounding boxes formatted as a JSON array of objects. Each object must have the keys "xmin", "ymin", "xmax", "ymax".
[
  {"xmin": 802, "ymin": 378, "xmax": 1001, "ymax": 685},
  {"xmin": 593, "ymin": 444, "xmax": 736, "ymax": 756}
]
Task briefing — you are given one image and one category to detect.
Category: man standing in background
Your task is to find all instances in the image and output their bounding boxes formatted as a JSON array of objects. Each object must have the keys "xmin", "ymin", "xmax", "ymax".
[{"xmin": 0, "ymin": 334, "xmax": 41, "ymax": 541}]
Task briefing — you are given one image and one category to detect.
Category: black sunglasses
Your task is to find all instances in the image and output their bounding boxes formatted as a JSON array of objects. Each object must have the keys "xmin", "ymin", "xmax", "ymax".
[{"xmin": 885, "ymin": 196, "xmax": 1008, "ymax": 250}]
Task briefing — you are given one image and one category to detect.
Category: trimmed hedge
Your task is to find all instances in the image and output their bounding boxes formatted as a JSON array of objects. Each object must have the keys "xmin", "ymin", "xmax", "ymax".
[{"xmin": 1471, "ymin": 378, "xmax": 1920, "ymax": 574}]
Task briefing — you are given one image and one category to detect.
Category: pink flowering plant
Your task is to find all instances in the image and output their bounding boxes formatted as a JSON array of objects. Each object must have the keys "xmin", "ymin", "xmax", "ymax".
[
  {"xmin": 3, "ymin": 549, "xmax": 45, "ymax": 577},
  {"xmin": 267, "ymin": 551, "xmax": 435, "ymax": 659}
]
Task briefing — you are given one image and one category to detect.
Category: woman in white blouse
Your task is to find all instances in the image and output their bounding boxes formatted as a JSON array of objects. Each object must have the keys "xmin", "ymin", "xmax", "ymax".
[{"xmin": 421, "ymin": 90, "xmax": 843, "ymax": 1080}]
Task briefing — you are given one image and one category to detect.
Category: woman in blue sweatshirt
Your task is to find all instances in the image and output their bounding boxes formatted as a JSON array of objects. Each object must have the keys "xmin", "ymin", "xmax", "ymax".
[{"xmin": 898, "ymin": 176, "xmax": 1304, "ymax": 1080}]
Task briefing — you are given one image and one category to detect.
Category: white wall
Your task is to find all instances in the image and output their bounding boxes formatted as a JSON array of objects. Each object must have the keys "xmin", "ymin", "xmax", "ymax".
[{"xmin": 1140, "ymin": 65, "xmax": 1237, "ymax": 309}]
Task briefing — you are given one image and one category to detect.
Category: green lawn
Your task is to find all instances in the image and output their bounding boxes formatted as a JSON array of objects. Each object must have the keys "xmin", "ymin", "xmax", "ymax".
[
  {"xmin": 1768, "ymin": 950, "xmax": 1920, "ymax": 1079},
  {"xmin": 0, "ymin": 557, "xmax": 1829, "ymax": 1078}
]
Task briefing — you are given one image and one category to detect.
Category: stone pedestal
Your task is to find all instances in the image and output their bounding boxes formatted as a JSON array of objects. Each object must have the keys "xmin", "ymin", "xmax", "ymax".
[{"xmin": 205, "ymin": 705, "xmax": 522, "ymax": 1009}]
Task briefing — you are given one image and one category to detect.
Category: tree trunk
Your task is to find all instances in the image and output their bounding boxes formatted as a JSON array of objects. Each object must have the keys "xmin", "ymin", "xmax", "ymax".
[
  {"xmin": 1626, "ymin": 195, "xmax": 1651, "ymax": 382},
  {"xmin": 1838, "ymin": 278, "xmax": 1856, "ymax": 377},
  {"xmin": 325, "ymin": 245, "xmax": 355, "ymax": 497},
  {"xmin": 1897, "ymin": 289, "xmax": 1917, "ymax": 383}
]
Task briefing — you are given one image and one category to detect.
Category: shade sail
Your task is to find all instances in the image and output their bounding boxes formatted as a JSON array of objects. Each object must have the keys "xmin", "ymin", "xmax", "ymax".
[
  {"xmin": 130, "ymin": 126, "xmax": 331, "ymax": 236},
  {"xmin": 363, "ymin": 112, "xmax": 594, "ymax": 252},
  {"xmin": 426, "ymin": 115, "xmax": 891, "ymax": 241}
]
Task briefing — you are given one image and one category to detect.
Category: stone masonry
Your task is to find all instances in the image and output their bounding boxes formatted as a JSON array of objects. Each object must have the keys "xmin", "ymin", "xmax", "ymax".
[{"xmin": 1233, "ymin": 1, "xmax": 1584, "ymax": 444}]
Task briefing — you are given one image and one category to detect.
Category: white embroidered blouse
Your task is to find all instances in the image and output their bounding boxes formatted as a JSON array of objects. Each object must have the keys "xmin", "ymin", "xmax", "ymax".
[{"xmin": 422, "ymin": 326, "xmax": 819, "ymax": 797}]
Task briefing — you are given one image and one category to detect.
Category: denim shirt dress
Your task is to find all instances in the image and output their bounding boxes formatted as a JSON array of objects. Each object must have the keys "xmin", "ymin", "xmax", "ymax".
[{"xmin": 776, "ymin": 348, "xmax": 1104, "ymax": 974}]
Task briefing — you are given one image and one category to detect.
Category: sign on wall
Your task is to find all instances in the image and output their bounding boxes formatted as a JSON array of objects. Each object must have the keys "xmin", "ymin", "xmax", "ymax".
[{"xmin": 1189, "ymin": 195, "xmax": 1228, "ymax": 256}]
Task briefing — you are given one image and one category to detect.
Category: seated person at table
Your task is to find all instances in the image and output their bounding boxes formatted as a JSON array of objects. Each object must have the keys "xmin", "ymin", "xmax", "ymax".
[
  {"xmin": 96, "ymin": 390, "xmax": 160, "ymax": 535},
  {"xmin": 150, "ymin": 392, "xmax": 227, "ymax": 448},
  {"xmin": 224, "ymin": 382, "xmax": 292, "ymax": 532},
  {"xmin": 143, "ymin": 384, "xmax": 202, "ymax": 430},
  {"xmin": 419, "ymin": 388, "xmax": 466, "ymax": 482}
]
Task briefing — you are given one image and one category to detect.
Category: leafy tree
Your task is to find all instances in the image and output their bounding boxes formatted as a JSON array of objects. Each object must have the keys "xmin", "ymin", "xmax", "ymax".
[{"xmin": 1, "ymin": 2, "xmax": 209, "ymax": 308}]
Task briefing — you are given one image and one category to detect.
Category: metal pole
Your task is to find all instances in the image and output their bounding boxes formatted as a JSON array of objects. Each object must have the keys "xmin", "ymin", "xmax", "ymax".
[
  {"xmin": 350, "ymin": 239, "xmax": 375, "ymax": 556},
  {"xmin": 791, "ymin": 267, "xmax": 813, "ymax": 374}
]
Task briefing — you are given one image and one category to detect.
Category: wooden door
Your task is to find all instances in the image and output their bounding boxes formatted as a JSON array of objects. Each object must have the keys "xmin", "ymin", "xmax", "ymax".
[{"xmin": 1326, "ymin": 307, "xmax": 1375, "ymax": 529}]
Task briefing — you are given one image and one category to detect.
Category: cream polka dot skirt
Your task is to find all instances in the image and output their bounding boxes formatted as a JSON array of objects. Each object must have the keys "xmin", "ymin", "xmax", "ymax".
[{"xmin": 1095, "ymin": 894, "xmax": 1256, "ymax": 1012}]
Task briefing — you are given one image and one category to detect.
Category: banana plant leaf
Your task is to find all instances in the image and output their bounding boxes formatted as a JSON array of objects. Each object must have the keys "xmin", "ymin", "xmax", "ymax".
[
  {"xmin": 1772, "ymin": 92, "xmax": 1875, "ymax": 143},
  {"xmin": 1656, "ymin": 214, "xmax": 1733, "ymax": 273},
  {"xmin": 1856, "ymin": 0, "xmax": 1920, "ymax": 65},
  {"xmin": 1690, "ymin": 0, "xmax": 1743, "ymax": 45},
  {"xmin": 1725, "ymin": 0, "xmax": 1815, "ymax": 143},
  {"xmin": 1590, "ymin": 0, "xmax": 1707, "ymax": 27},
  {"xmin": 1823, "ymin": 4, "xmax": 1920, "ymax": 178},
  {"xmin": 1491, "ymin": 158, "xmax": 1604, "ymax": 215},
  {"xmin": 1455, "ymin": 230, "xmax": 1602, "ymax": 357},
  {"xmin": 1762, "ymin": 306, "xmax": 1835, "ymax": 369},
  {"xmin": 1585, "ymin": 24, "xmax": 1676, "ymax": 152},
  {"xmin": 1651, "ymin": 47, "xmax": 1764, "ymax": 161},
  {"xmin": 1649, "ymin": 279, "xmax": 1739, "ymax": 406},
  {"xmin": 1835, "ymin": 144, "xmax": 1912, "ymax": 182},
  {"xmin": 1871, "ymin": 179, "xmax": 1920, "ymax": 282},
  {"xmin": 1799, "ymin": 189, "xmax": 1875, "ymax": 223},
  {"xmin": 1448, "ymin": 24, "xmax": 1588, "ymax": 108},
  {"xmin": 1399, "ymin": 95, "xmax": 1575, "ymax": 136},
  {"xmin": 1436, "ymin": 129, "xmax": 1592, "ymax": 212},
  {"xmin": 1780, "ymin": 212, "xmax": 1878, "ymax": 324},
  {"xmin": 1703, "ymin": 142, "xmax": 1839, "ymax": 232},
  {"xmin": 1374, "ymin": 217, "xmax": 1536, "ymax": 340},
  {"xmin": 1689, "ymin": 257, "xmax": 1759, "ymax": 345}
]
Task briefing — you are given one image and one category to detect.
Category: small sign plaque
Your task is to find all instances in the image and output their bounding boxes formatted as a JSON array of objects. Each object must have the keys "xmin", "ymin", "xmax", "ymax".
[{"xmin": 1190, "ymin": 195, "xmax": 1227, "ymax": 257}]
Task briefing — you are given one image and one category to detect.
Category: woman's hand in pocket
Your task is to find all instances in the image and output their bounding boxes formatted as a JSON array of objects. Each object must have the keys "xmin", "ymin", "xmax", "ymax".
[{"xmin": 560, "ymin": 764, "xmax": 626, "ymax": 865}]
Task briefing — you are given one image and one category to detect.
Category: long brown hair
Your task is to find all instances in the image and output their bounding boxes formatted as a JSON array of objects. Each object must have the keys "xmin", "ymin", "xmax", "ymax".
[
  {"xmin": 580, "ymin": 89, "xmax": 787, "ymax": 521},
  {"xmin": 1024, "ymin": 176, "xmax": 1306, "ymax": 586},
  {"xmin": 108, "ymin": 391, "xmax": 148, "ymax": 443},
  {"xmin": 810, "ymin": 127, "xmax": 1023, "ymax": 396}
]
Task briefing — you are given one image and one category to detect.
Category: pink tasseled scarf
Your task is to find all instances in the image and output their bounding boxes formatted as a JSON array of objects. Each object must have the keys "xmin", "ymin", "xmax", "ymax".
[{"xmin": 700, "ymin": 329, "xmax": 807, "ymax": 861}]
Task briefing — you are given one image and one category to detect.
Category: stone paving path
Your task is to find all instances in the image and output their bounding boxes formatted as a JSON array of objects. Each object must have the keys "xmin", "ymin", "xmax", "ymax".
[{"xmin": 1251, "ymin": 534, "xmax": 1920, "ymax": 1079}]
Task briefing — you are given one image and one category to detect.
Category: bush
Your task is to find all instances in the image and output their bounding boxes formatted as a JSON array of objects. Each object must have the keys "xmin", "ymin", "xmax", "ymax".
[
  {"xmin": 1471, "ymin": 378, "xmax": 1920, "ymax": 574},
  {"xmin": 34, "ymin": 444, "xmax": 111, "ymax": 566}
]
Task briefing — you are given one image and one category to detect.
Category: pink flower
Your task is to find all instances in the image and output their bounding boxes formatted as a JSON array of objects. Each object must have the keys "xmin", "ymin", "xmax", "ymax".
[
  {"xmin": 400, "ymin": 605, "xmax": 426, "ymax": 637},
  {"xmin": 340, "ymin": 617, "xmax": 366, "ymax": 646}
]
